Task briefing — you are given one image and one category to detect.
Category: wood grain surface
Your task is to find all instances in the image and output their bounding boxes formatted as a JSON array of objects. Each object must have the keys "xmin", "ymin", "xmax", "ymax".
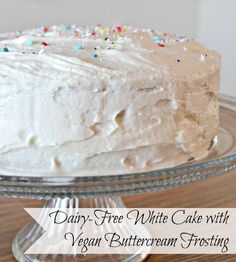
[{"xmin": 1, "ymin": 169, "xmax": 236, "ymax": 262}]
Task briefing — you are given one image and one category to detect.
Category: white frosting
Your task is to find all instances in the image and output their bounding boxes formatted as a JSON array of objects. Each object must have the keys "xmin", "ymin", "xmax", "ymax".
[{"xmin": 0, "ymin": 25, "xmax": 221, "ymax": 176}]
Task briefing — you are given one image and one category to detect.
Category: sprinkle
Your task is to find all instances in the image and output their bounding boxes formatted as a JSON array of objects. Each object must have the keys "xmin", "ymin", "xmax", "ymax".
[
  {"xmin": 41, "ymin": 41, "xmax": 48, "ymax": 46},
  {"xmin": 73, "ymin": 45, "xmax": 82, "ymax": 51},
  {"xmin": 104, "ymin": 37, "xmax": 108, "ymax": 41},
  {"xmin": 115, "ymin": 26, "xmax": 122, "ymax": 33},
  {"xmin": 27, "ymin": 39, "xmax": 34, "ymax": 46},
  {"xmin": 177, "ymin": 59, "xmax": 181, "ymax": 63},
  {"xmin": 43, "ymin": 27, "xmax": 49, "ymax": 33},
  {"xmin": 164, "ymin": 32, "xmax": 172, "ymax": 38},
  {"xmin": 74, "ymin": 32, "xmax": 80, "ymax": 38},
  {"xmin": 158, "ymin": 43, "xmax": 165, "ymax": 48},
  {"xmin": 2, "ymin": 47, "xmax": 9, "ymax": 52},
  {"xmin": 64, "ymin": 25, "xmax": 71, "ymax": 30},
  {"xmin": 93, "ymin": 47, "xmax": 97, "ymax": 50},
  {"xmin": 153, "ymin": 36, "xmax": 162, "ymax": 43},
  {"xmin": 92, "ymin": 54, "xmax": 98, "ymax": 58},
  {"xmin": 200, "ymin": 54, "xmax": 206, "ymax": 62},
  {"xmin": 16, "ymin": 30, "xmax": 22, "ymax": 36}
]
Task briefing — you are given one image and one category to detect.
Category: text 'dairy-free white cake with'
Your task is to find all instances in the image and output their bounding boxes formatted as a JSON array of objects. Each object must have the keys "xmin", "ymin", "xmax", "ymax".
[{"xmin": 0, "ymin": 25, "xmax": 221, "ymax": 176}]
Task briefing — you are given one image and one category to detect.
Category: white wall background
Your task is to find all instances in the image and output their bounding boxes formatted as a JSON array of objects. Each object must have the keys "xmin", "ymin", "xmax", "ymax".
[
  {"xmin": 198, "ymin": 0, "xmax": 236, "ymax": 96},
  {"xmin": 0, "ymin": 0, "xmax": 199, "ymax": 36},
  {"xmin": 0, "ymin": 0, "xmax": 235, "ymax": 96}
]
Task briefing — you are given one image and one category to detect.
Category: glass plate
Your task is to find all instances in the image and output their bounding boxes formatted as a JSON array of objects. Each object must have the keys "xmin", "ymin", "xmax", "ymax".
[
  {"xmin": 2, "ymin": 95, "xmax": 236, "ymax": 262},
  {"xmin": 0, "ymin": 95, "xmax": 235, "ymax": 200}
]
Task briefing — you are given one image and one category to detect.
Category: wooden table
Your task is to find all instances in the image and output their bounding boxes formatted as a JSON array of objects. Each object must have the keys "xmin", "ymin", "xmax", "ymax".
[{"xmin": 1, "ymin": 169, "xmax": 236, "ymax": 262}]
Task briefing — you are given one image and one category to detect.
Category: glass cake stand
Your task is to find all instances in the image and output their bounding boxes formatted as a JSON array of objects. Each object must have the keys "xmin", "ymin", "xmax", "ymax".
[{"xmin": 0, "ymin": 95, "xmax": 236, "ymax": 262}]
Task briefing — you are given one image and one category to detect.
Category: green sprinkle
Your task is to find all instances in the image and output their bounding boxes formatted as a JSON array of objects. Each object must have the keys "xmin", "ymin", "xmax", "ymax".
[{"xmin": 2, "ymin": 47, "xmax": 9, "ymax": 52}]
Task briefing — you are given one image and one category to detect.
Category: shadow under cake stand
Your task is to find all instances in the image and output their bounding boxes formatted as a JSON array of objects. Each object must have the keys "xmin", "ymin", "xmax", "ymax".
[{"xmin": 0, "ymin": 95, "xmax": 236, "ymax": 262}]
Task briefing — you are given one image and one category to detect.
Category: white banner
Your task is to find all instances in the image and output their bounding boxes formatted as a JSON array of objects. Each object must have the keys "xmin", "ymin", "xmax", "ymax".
[{"xmin": 24, "ymin": 208, "xmax": 236, "ymax": 255}]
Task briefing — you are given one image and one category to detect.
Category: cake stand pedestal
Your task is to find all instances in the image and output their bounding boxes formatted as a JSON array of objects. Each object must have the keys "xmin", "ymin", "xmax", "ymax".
[
  {"xmin": 1, "ymin": 95, "xmax": 236, "ymax": 262},
  {"xmin": 13, "ymin": 197, "xmax": 148, "ymax": 262}
]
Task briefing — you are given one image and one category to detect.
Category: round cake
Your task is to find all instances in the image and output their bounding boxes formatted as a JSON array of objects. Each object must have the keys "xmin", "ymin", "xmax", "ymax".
[{"xmin": 0, "ymin": 25, "xmax": 221, "ymax": 176}]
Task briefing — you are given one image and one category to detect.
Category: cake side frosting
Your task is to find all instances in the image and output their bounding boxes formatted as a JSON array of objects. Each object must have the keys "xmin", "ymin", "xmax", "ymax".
[{"xmin": 0, "ymin": 25, "xmax": 221, "ymax": 175}]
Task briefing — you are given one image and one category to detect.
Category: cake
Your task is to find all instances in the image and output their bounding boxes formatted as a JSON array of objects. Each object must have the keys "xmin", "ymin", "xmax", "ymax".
[{"xmin": 0, "ymin": 25, "xmax": 221, "ymax": 176}]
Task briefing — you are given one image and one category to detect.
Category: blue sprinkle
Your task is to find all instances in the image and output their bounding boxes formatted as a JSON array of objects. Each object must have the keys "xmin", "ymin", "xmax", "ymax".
[
  {"xmin": 153, "ymin": 36, "xmax": 163, "ymax": 43},
  {"xmin": 92, "ymin": 54, "xmax": 98, "ymax": 58},
  {"xmin": 73, "ymin": 45, "xmax": 82, "ymax": 51},
  {"xmin": 27, "ymin": 39, "xmax": 34, "ymax": 46},
  {"xmin": 64, "ymin": 25, "xmax": 71, "ymax": 30},
  {"xmin": 2, "ymin": 47, "xmax": 9, "ymax": 52}
]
